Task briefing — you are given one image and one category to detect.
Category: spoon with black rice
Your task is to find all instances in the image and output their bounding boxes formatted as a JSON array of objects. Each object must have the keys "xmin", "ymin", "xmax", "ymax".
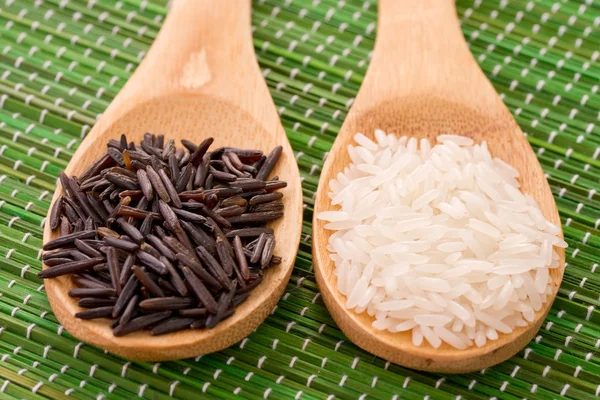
[{"xmin": 41, "ymin": 0, "xmax": 302, "ymax": 362}]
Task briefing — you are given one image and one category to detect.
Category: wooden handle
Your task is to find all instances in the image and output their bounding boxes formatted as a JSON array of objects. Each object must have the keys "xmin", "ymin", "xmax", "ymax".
[
  {"xmin": 84, "ymin": 0, "xmax": 285, "ymax": 148},
  {"xmin": 378, "ymin": 0, "xmax": 458, "ymax": 26},
  {"xmin": 111, "ymin": 0, "xmax": 258, "ymax": 103},
  {"xmin": 358, "ymin": 0, "xmax": 502, "ymax": 114},
  {"xmin": 92, "ymin": 0, "xmax": 264, "ymax": 124},
  {"xmin": 131, "ymin": 0, "xmax": 256, "ymax": 98}
]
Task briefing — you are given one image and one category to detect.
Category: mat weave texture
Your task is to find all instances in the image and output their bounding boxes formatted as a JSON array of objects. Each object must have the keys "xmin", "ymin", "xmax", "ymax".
[{"xmin": 0, "ymin": 0, "xmax": 599, "ymax": 399}]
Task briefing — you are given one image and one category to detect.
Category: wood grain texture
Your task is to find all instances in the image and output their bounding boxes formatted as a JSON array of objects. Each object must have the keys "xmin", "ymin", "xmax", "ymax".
[
  {"xmin": 41, "ymin": 0, "xmax": 303, "ymax": 361},
  {"xmin": 312, "ymin": 0, "xmax": 565, "ymax": 373}
]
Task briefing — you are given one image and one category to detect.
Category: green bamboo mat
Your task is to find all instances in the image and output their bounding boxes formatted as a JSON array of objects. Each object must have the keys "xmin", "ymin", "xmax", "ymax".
[{"xmin": 0, "ymin": 0, "xmax": 598, "ymax": 398}]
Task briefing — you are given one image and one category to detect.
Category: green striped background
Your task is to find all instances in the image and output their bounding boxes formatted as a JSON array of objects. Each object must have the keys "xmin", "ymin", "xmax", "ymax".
[{"xmin": 0, "ymin": 0, "xmax": 599, "ymax": 399}]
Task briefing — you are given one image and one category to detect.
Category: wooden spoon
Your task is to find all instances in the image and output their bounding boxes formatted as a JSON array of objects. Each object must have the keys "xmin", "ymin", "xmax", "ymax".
[
  {"xmin": 312, "ymin": 0, "xmax": 564, "ymax": 373},
  {"xmin": 41, "ymin": 0, "xmax": 302, "ymax": 361}
]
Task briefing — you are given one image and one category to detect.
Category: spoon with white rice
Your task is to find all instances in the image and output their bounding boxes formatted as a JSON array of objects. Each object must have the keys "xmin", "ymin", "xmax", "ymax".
[{"xmin": 312, "ymin": 0, "xmax": 565, "ymax": 373}]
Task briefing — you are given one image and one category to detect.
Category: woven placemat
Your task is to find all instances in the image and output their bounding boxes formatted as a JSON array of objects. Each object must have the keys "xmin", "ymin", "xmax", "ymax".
[{"xmin": 0, "ymin": 0, "xmax": 599, "ymax": 399}]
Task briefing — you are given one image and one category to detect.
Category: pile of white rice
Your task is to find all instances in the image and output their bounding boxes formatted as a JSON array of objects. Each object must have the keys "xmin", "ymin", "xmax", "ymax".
[{"xmin": 318, "ymin": 131, "xmax": 566, "ymax": 349}]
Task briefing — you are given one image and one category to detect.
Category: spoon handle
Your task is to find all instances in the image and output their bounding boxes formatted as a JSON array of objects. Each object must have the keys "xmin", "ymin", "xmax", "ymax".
[
  {"xmin": 361, "ymin": 0, "xmax": 503, "ymax": 114},
  {"xmin": 131, "ymin": 0, "xmax": 257, "ymax": 98},
  {"xmin": 89, "ymin": 0, "xmax": 281, "ymax": 141}
]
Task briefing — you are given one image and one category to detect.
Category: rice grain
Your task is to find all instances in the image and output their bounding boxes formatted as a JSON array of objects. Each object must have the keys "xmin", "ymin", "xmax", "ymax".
[{"xmin": 318, "ymin": 132, "xmax": 566, "ymax": 349}]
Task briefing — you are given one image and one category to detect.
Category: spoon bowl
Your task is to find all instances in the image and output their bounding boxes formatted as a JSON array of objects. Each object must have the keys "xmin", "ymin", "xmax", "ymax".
[
  {"xmin": 313, "ymin": 1, "xmax": 564, "ymax": 373},
  {"xmin": 42, "ymin": 1, "xmax": 302, "ymax": 361}
]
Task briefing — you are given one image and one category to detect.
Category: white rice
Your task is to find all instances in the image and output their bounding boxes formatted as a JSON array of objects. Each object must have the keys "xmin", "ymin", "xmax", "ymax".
[{"xmin": 318, "ymin": 131, "xmax": 566, "ymax": 349}]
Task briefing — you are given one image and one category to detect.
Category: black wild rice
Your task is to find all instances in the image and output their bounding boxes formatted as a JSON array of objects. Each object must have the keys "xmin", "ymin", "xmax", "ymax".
[
  {"xmin": 38, "ymin": 257, "xmax": 104, "ymax": 278},
  {"xmin": 75, "ymin": 306, "xmax": 115, "ymax": 320},
  {"xmin": 78, "ymin": 297, "xmax": 117, "ymax": 308},
  {"xmin": 113, "ymin": 311, "xmax": 171, "ymax": 337},
  {"xmin": 151, "ymin": 317, "xmax": 197, "ymax": 336},
  {"xmin": 119, "ymin": 294, "xmax": 139, "ymax": 326},
  {"xmin": 179, "ymin": 307, "xmax": 208, "ymax": 317},
  {"xmin": 139, "ymin": 297, "xmax": 196, "ymax": 311},
  {"xmin": 68, "ymin": 287, "xmax": 117, "ymax": 298},
  {"xmin": 41, "ymin": 135, "xmax": 285, "ymax": 336},
  {"xmin": 44, "ymin": 257, "xmax": 75, "ymax": 267}
]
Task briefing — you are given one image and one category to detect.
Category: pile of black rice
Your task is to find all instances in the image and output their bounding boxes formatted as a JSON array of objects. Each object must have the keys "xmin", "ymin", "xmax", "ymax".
[{"xmin": 42, "ymin": 133, "xmax": 286, "ymax": 336}]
